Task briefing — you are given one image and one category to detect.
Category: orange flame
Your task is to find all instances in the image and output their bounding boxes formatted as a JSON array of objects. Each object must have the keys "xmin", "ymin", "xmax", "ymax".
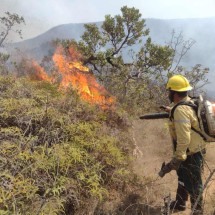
[
  {"xmin": 212, "ymin": 103, "xmax": 215, "ymax": 114},
  {"xmin": 27, "ymin": 46, "xmax": 115, "ymax": 109},
  {"xmin": 69, "ymin": 62, "xmax": 89, "ymax": 72},
  {"xmin": 50, "ymin": 46, "xmax": 115, "ymax": 109},
  {"xmin": 28, "ymin": 60, "xmax": 52, "ymax": 82}
]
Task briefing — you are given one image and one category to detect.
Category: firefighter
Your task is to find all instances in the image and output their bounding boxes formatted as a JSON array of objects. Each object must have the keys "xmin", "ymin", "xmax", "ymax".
[{"xmin": 159, "ymin": 75, "xmax": 206, "ymax": 215}]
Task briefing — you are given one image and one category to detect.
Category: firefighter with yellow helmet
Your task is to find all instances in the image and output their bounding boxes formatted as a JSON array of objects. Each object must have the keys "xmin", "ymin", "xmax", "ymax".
[{"xmin": 159, "ymin": 75, "xmax": 206, "ymax": 214}]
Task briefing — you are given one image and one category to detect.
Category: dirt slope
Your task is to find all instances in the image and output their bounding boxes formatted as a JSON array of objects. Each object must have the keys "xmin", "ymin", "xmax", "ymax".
[{"xmin": 132, "ymin": 119, "xmax": 215, "ymax": 215}]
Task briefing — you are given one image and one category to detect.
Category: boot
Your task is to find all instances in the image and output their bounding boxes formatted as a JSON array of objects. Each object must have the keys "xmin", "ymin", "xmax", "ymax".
[
  {"xmin": 170, "ymin": 184, "xmax": 188, "ymax": 211},
  {"xmin": 190, "ymin": 195, "xmax": 203, "ymax": 215}
]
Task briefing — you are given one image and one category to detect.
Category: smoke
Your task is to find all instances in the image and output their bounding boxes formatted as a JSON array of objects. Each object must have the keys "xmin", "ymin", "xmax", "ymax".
[
  {"xmin": 0, "ymin": 0, "xmax": 98, "ymax": 41},
  {"xmin": 1, "ymin": 0, "xmax": 113, "ymax": 41},
  {"xmin": 1, "ymin": 0, "xmax": 215, "ymax": 97},
  {"xmin": 0, "ymin": 1, "xmax": 52, "ymax": 42},
  {"xmin": 2, "ymin": 0, "xmax": 215, "ymax": 42}
]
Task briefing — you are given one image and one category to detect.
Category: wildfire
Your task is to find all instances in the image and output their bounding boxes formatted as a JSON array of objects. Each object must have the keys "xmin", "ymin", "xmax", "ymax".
[
  {"xmin": 30, "ymin": 45, "xmax": 115, "ymax": 109},
  {"xmin": 69, "ymin": 62, "xmax": 89, "ymax": 72},
  {"xmin": 212, "ymin": 103, "xmax": 215, "ymax": 113},
  {"xmin": 27, "ymin": 60, "xmax": 51, "ymax": 82}
]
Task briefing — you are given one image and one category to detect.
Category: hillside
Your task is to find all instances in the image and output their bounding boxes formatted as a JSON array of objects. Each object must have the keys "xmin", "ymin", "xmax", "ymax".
[
  {"xmin": 1, "ymin": 72, "xmax": 215, "ymax": 214},
  {"xmin": 2, "ymin": 16, "xmax": 215, "ymax": 214},
  {"xmin": 0, "ymin": 74, "xmax": 137, "ymax": 214}
]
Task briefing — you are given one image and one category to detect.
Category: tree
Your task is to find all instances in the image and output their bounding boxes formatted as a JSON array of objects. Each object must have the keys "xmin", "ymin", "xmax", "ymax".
[
  {"xmin": 75, "ymin": 6, "xmax": 148, "ymax": 72},
  {"xmin": 0, "ymin": 12, "xmax": 25, "ymax": 74},
  {"xmin": 0, "ymin": 11, "xmax": 25, "ymax": 47},
  {"xmin": 57, "ymin": 7, "xmax": 170, "ymax": 109},
  {"xmin": 129, "ymin": 31, "xmax": 209, "ymax": 108},
  {"xmin": 56, "ymin": 7, "xmax": 209, "ymax": 113}
]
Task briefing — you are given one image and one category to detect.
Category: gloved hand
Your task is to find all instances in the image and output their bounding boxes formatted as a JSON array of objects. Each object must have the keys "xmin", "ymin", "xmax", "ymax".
[
  {"xmin": 160, "ymin": 105, "xmax": 171, "ymax": 113},
  {"xmin": 158, "ymin": 158, "xmax": 181, "ymax": 178}
]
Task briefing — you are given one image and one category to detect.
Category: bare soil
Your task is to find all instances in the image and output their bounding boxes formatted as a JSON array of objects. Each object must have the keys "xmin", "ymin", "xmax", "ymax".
[{"xmin": 131, "ymin": 119, "xmax": 215, "ymax": 215}]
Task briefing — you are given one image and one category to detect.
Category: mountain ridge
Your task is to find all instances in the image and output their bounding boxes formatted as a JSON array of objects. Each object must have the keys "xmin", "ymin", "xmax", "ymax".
[{"xmin": 8, "ymin": 17, "xmax": 215, "ymax": 94}]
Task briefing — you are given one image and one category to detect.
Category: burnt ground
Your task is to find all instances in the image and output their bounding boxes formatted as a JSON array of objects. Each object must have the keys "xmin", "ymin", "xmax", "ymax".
[{"xmin": 131, "ymin": 119, "xmax": 215, "ymax": 215}]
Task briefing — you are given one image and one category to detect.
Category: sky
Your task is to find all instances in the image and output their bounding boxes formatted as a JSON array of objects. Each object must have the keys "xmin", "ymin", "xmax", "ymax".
[{"xmin": 1, "ymin": 0, "xmax": 215, "ymax": 41}]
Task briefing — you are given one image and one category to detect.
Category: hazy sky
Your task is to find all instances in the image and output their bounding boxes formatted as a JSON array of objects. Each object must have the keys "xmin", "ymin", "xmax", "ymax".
[{"xmin": 1, "ymin": 0, "xmax": 215, "ymax": 41}]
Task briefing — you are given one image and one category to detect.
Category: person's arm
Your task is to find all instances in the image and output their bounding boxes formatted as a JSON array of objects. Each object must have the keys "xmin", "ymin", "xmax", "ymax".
[{"xmin": 158, "ymin": 105, "xmax": 192, "ymax": 178}]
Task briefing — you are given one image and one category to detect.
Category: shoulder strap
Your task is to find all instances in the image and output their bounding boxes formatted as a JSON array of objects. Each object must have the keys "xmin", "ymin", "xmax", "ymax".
[
  {"xmin": 170, "ymin": 101, "xmax": 197, "ymax": 120},
  {"xmin": 170, "ymin": 101, "xmax": 206, "ymax": 141}
]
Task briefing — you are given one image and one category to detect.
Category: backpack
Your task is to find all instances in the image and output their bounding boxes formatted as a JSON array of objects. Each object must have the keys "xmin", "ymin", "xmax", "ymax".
[{"xmin": 170, "ymin": 95, "xmax": 215, "ymax": 142}]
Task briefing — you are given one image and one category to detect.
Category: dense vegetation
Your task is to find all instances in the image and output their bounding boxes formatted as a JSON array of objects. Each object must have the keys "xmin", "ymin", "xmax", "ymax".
[{"xmin": 0, "ymin": 75, "xmax": 138, "ymax": 214}]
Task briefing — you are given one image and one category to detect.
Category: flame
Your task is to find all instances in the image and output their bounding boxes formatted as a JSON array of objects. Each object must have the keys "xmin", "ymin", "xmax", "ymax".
[
  {"xmin": 51, "ymin": 46, "xmax": 115, "ymax": 109},
  {"xmin": 69, "ymin": 62, "xmax": 89, "ymax": 72},
  {"xmin": 27, "ymin": 46, "xmax": 115, "ymax": 109},
  {"xmin": 28, "ymin": 60, "xmax": 51, "ymax": 82},
  {"xmin": 212, "ymin": 103, "xmax": 215, "ymax": 114}
]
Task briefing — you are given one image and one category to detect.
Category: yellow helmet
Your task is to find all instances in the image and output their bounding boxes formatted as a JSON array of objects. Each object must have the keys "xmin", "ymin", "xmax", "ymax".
[{"xmin": 166, "ymin": 75, "xmax": 192, "ymax": 92}]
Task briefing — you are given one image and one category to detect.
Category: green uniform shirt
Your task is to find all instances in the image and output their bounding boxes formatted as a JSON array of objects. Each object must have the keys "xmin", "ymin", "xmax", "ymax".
[{"xmin": 168, "ymin": 96, "xmax": 207, "ymax": 160}]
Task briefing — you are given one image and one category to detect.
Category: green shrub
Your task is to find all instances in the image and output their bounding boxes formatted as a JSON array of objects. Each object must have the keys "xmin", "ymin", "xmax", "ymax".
[{"xmin": 0, "ymin": 75, "xmax": 132, "ymax": 214}]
